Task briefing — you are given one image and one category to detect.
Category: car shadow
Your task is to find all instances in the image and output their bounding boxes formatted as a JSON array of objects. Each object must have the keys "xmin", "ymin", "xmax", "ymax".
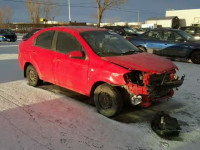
[
  {"xmin": 38, "ymin": 82, "xmax": 92, "ymax": 105},
  {"xmin": 38, "ymin": 83, "xmax": 184, "ymax": 125},
  {"xmin": 113, "ymin": 100, "xmax": 184, "ymax": 123},
  {"xmin": 170, "ymin": 58, "xmax": 192, "ymax": 64}
]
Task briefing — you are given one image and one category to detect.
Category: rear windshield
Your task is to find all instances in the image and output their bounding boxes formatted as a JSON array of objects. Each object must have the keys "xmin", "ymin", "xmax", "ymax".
[
  {"xmin": 81, "ymin": 30, "xmax": 141, "ymax": 57},
  {"xmin": 23, "ymin": 29, "xmax": 41, "ymax": 40}
]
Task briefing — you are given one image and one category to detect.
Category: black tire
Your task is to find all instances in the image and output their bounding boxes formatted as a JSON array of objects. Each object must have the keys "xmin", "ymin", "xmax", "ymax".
[
  {"xmin": 137, "ymin": 46, "xmax": 147, "ymax": 52},
  {"xmin": 191, "ymin": 51, "xmax": 200, "ymax": 64},
  {"xmin": 26, "ymin": 65, "xmax": 42, "ymax": 86},
  {"xmin": 94, "ymin": 84, "xmax": 123, "ymax": 117}
]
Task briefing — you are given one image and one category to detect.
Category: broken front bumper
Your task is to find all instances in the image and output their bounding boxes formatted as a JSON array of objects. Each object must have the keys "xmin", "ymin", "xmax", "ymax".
[{"xmin": 123, "ymin": 75, "xmax": 185, "ymax": 107}]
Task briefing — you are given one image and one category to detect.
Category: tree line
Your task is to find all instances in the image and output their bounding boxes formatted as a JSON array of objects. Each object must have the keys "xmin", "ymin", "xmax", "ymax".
[
  {"xmin": 0, "ymin": 7, "xmax": 13, "ymax": 24},
  {"xmin": 0, "ymin": 0, "xmax": 126, "ymax": 27}
]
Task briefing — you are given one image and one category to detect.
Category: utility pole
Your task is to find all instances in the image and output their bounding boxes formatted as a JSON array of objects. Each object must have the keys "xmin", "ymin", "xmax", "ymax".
[
  {"xmin": 68, "ymin": 0, "xmax": 71, "ymax": 22},
  {"xmin": 137, "ymin": 9, "xmax": 140, "ymax": 23}
]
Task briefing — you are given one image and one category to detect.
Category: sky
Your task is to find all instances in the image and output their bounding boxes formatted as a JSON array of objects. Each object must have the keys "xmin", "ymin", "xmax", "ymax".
[{"xmin": 1, "ymin": 0, "xmax": 200, "ymax": 23}]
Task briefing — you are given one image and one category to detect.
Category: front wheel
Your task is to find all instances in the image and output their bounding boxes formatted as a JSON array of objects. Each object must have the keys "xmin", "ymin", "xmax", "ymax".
[
  {"xmin": 137, "ymin": 46, "xmax": 147, "ymax": 52},
  {"xmin": 26, "ymin": 65, "xmax": 42, "ymax": 86},
  {"xmin": 191, "ymin": 51, "xmax": 200, "ymax": 64},
  {"xmin": 94, "ymin": 84, "xmax": 123, "ymax": 117}
]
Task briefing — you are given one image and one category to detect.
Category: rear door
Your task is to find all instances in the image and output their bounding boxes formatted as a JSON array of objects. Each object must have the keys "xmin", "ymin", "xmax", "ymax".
[
  {"xmin": 32, "ymin": 30, "xmax": 56, "ymax": 83},
  {"xmin": 141, "ymin": 30, "xmax": 166, "ymax": 55},
  {"xmin": 54, "ymin": 31, "xmax": 89, "ymax": 94}
]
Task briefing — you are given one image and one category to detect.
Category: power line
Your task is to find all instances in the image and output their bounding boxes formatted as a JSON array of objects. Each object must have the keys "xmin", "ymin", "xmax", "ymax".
[
  {"xmin": 1, "ymin": 0, "xmax": 165, "ymax": 15},
  {"xmin": 1, "ymin": 0, "xmax": 95, "ymax": 7}
]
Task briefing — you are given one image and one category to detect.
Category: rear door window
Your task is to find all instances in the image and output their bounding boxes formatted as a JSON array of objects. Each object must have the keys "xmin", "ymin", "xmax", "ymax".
[
  {"xmin": 23, "ymin": 29, "xmax": 41, "ymax": 40},
  {"xmin": 143, "ymin": 31, "xmax": 162, "ymax": 40},
  {"xmin": 35, "ymin": 31, "xmax": 55, "ymax": 49},
  {"xmin": 56, "ymin": 31, "xmax": 82, "ymax": 54}
]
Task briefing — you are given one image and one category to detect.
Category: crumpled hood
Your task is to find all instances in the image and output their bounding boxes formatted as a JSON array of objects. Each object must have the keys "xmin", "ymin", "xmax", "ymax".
[{"xmin": 103, "ymin": 52, "xmax": 178, "ymax": 74}]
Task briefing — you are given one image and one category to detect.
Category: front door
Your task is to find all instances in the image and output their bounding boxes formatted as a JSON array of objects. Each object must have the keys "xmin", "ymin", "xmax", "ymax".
[{"xmin": 162, "ymin": 31, "xmax": 188, "ymax": 58}]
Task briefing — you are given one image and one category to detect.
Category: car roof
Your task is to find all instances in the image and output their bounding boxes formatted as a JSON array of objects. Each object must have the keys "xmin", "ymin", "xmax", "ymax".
[
  {"xmin": 48, "ymin": 26, "xmax": 106, "ymax": 33},
  {"xmin": 181, "ymin": 26, "xmax": 199, "ymax": 28},
  {"xmin": 152, "ymin": 28, "xmax": 181, "ymax": 32},
  {"xmin": 0, "ymin": 29, "xmax": 11, "ymax": 30},
  {"xmin": 104, "ymin": 26, "xmax": 128, "ymax": 28}
]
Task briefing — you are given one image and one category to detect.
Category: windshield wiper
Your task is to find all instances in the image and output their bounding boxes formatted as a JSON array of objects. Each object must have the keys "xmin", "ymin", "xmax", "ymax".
[
  {"xmin": 97, "ymin": 51, "xmax": 120, "ymax": 57},
  {"xmin": 120, "ymin": 50, "xmax": 137, "ymax": 55}
]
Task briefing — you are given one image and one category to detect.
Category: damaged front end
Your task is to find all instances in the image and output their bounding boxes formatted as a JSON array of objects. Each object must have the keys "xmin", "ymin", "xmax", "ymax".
[{"xmin": 123, "ymin": 70, "xmax": 185, "ymax": 107}]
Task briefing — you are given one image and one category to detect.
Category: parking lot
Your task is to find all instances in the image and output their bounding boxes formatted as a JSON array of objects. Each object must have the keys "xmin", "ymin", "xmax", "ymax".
[{"xmin": 0, "ymin": 37, "xmax": 200, "ymax": 150}]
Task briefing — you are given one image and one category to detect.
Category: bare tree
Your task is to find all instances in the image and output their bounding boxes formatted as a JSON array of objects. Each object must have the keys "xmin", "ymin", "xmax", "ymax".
[
  {"xmin": 0, "ymin": 7, "xmax": 13, "ymax": 24},
  {"xmin": 27, "ymin": 0, "xmax": 40, "ymax": 24},
  {"xmin": 42, "ymin": 0, "xmax": 51, "ymax": 20},
  {"xmin": 42, "ymin": 0, "xmax": 59, "ymax": 21},
  {"xmin": 96, "ymin": 0, "xmax": 126, "ymax": 27},
  {"xmin": 0, "ymin": 9, "xmax": 2, "ymax": 24},
  {"xmin": 2, "ymin": 7, "xmax": 13, "ymax": 24}
]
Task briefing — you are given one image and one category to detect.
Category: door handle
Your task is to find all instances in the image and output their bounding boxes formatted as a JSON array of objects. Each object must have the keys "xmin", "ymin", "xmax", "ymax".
[{"xmin": 56, "ymin": 58, "xmax": 61, "ymax": 62}]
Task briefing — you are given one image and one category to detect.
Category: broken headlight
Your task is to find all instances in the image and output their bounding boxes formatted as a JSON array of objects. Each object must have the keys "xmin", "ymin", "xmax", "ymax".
[{"xmin": 124, "ymin": 71, "xmax": 143, "ymax": 85}]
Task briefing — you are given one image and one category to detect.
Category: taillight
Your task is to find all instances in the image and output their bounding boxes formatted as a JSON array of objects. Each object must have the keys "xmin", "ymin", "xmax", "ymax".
[
  {"xmin": 126, "ymin": 36, "xmax": 130, "ymax": 41},
  {"xmin": 171, "ymin": 73, "xmax": 175, "ymax": 80}
]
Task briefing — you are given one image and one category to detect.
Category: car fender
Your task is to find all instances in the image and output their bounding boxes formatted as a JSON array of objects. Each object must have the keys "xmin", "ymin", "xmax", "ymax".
[
  {"xmin": 88, "ymin": 59, "xmax": 130, "ymax": 94},
  {"xmin": 23, "ymin": 57, "xmax": 43, "ymax": 79}
]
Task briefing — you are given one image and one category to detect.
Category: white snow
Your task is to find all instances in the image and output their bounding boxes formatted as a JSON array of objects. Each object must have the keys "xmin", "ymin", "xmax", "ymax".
[
  {"xmin": 0, "ymin": 43, "xmax": 200, "ymax": 150},
  {"xmin": 0, "ymin": 54, "xmax": 18, "ymax": 60}
]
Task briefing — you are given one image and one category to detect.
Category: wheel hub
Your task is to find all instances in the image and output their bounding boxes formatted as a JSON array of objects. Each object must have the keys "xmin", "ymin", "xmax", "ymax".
[
  {"xmin": 29, "ymin": 70, "xmax": 37, "ymax": 82},
  {"xmin": 98, "ymin": 92, "xmax": 112, "ymax": 109}
]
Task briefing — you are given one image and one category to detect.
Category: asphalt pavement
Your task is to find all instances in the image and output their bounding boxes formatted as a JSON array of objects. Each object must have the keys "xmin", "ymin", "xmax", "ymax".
[{"xmin": 0, "ymin": 40, "xmax": 23, "ymax": 83}]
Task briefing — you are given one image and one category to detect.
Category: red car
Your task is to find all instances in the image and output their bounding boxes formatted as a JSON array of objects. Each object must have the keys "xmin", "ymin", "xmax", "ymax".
[{"xmin": 18, "ymin": 26, "xmax": 184, "ymax": 117}]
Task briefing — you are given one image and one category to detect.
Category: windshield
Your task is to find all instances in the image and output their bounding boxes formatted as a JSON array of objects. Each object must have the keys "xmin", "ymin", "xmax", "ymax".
[
  {"xmin": 123, "ymin": 27, "xmax": 137, "ymax": 34},
  {"xmin": 81, "ymin": 31, "xmax": 141, "ymax": 57},
  {"xmin": 177, "ymin": 30, "xmax": 194, "ymax": 41}
]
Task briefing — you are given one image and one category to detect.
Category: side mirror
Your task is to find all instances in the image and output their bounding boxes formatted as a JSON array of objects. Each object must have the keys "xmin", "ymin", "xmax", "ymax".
[{"xmin": 69, "ymin": 50, "xmax": 84, "ymax": 59}]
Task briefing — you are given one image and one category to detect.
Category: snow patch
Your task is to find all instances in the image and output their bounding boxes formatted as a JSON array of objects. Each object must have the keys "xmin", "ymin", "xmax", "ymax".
[{"xmin": 0, "ymin": 54, "xmax": 18, "ymax": 60}]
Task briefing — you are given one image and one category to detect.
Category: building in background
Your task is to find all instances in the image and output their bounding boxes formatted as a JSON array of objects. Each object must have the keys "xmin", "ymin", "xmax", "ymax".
[
  {"xmin": 145, "ymin": 16, "xmax": 180, "ymax": 28},
  {"xmin": 166, "ymin": 9, "xmax": 200, "ymax": 27}
]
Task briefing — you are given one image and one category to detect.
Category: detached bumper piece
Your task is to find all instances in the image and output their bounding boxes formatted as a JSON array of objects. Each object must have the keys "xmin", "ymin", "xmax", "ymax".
[
  {"xmin": 148, "ymin": 75, "xmax": 184, "ymax": 97},
  {"xmin": 160, "ymin": 75, "xmax": 185, "ymax": 89},
  {"xmin": 151, "ymin": 111, "xmax": 181, "ymax": 138}
]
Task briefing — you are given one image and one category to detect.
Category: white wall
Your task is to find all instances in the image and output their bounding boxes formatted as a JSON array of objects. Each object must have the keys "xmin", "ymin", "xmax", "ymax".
[
  {"xmin": 166, "ymin": 9, "xmax": 200, "ymax": 26},
  {"xmin": 146, "ymin": 20, "xmax": 172, "ymax": 28}
]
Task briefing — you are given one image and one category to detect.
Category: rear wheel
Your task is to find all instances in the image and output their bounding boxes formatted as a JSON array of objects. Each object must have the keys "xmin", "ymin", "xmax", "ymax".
[
  {"xmin": 94, "ymin": 84, "xmax": 123, "ymax": 117},
  {"xmin": 26, "ymin": 65, "xmax": 42, "ymax": 86},
  {"xmin": 191, "ymin": 51, "xmax": 200, "ymax": 64}
]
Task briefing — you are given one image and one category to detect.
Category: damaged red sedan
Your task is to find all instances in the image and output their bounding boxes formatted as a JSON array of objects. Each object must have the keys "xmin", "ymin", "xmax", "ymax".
[{"xmin": 18, "ymin": 26, "xmax": 184, "ymax": 117}]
